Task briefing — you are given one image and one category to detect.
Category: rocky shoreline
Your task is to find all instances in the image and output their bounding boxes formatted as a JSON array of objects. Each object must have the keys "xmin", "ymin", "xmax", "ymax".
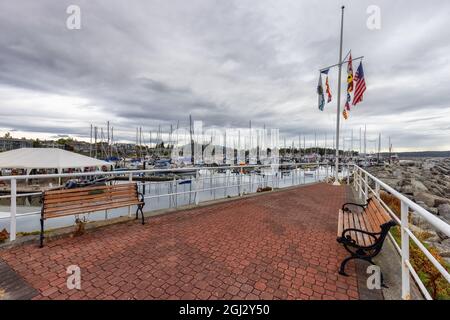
[{"xmin": 367, "ymin": 158, "xmax": 450, "ymax": 263}]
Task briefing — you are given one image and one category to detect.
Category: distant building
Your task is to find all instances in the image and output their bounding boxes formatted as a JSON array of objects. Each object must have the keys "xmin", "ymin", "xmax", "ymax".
[
  {"xmin": 0, "ymin": 138, "xmax": 33, "ymax": 152},
  {"xmin": 39, "ymin": 140, "xmax": 64, "ymax": 149}
]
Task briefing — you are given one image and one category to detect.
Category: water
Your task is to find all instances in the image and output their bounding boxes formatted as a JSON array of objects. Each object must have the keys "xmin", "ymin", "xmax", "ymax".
[{"xmin": 0, "ymin": 166, "xmax": 349, "ymax": 234}]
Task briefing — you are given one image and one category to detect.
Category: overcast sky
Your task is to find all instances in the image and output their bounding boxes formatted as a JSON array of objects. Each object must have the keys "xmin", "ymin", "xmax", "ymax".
[{"xmin": 1, "ymin": 0, "xmax": 450, "ymax": 152}]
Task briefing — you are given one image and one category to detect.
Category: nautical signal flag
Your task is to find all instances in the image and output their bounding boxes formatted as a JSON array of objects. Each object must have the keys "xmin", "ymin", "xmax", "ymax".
[
  {"xmin": 347, "ymin": 53, "xmax": 354, "ymax": 93},
  {"xmin": 343, "ymin": 109, "xmax": 349, "ymax": 120},
  {"xmin": 317, "ymin": 73, "xmax": 325, "ymax": 111},
  {"xmin": 353, "ymin": 62, "xmax": 366, "ymax": 106},
  {"xmin": 342, "ymin": 54, "xmax": 354, "ymax": 120},
  {"xmin": 325, "ymin": 75, "xmax": 332, "ymax": 103},
  {"xmin": 345, "ymin": 93, "xmax": 351, "ymax": 111}
]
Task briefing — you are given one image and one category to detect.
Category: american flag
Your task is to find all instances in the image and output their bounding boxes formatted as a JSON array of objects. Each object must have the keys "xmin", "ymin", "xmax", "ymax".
[{"xmin": 352, "ymin": 62, "xmax": 366, "ymax": 106}]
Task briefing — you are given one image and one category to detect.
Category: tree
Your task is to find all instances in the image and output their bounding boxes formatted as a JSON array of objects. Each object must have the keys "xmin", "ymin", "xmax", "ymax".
[
  {"xmin": 33, "ymin": 139, "xmax": 42, "ymax": 148},
  {"xmin": 3, "ymin": 132, "xmax": 12, "ymax": 139}
]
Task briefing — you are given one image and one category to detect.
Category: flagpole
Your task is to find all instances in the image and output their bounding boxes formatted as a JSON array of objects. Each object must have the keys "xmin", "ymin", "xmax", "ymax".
[{"xmin": 334, "ymin": 5, "xmax": 345, "ymax": 185}]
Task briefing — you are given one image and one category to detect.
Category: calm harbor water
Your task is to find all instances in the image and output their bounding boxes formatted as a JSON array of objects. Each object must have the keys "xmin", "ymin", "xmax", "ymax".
[{"xmin": 0, "ymin": 166, "xmax": 348, "ymax": 234}]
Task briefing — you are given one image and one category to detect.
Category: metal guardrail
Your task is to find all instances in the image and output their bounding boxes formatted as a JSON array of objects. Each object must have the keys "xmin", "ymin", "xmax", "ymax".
[
  {"xmin": 0, "ymin": 162, "xmax": 350, "ymax": 241},
  {"xmin": 352, "ymin": 165, "xmax": 450, "ymax": 300},
  {"xmin": 3, "ymin": 161, "xmax": 445, "ymax": 299},
  {"xmin": 2, "ymin": 162, "xmax": 447, "ymax": 300}
]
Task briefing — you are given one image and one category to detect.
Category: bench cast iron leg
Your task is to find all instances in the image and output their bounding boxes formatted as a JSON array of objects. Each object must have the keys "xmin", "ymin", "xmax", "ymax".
[
  {"xmin": 136, "ymin": 205, "xmax": 145, "ymax": 225},
  {"xmin": 339, "ymin": 256, "xmax": 357, "ymax": 276},
  {"xmin": 39, "ymin": 218, "xmax": 44, "ymax": 248}
]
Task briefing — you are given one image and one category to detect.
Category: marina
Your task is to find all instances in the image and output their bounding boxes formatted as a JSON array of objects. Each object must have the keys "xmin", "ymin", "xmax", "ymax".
[
  {"xmin": 0, "ymin": 164, "xmax": 351, "ymax": 234},
  {"xmin": 0, "ymin": 1, "xmax": 449, "ymax": 306}
]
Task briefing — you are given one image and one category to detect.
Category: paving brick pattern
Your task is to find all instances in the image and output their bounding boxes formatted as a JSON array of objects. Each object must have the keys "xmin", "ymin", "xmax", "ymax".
[{"xmin": 0, "ymin": 183, "xmax": 358, "ymax": 300}]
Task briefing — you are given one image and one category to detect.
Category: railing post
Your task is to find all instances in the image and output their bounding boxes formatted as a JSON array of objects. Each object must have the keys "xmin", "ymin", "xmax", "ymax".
[
  {"xmin": 358, "ymin": 169, "xmax": 362, "ymax": 200},
  {"xmin": 347, "ymin": 164, "xmax": 350, "ymax": 185},
  {"xmin": 10, "ymin": 178, "xmax": 17, "ymax": 241},
  {"xmin": 364, "ymin": 172, "xmax": 368, "ymax": 202},
  {"xmin": 128, "ymin": 173, "xmax": 132, "ymax": 217},
  {"xmin": 401, "ymin": 200, "xmax": 411, "ymax": 300},
  {"xmin": 225, "ymin": 170, "xmax": 229, "ymax": 197},
  {"xmin": 194, "ymin": 171, "xmax": 200, "ymax": 205},
  {"xmin": 238, "ymin": 171, "xmax": 242, "ymax": 196},
  {"xmin": 375, "ymin": 181, "xmax": 380, "ymax": 198}
]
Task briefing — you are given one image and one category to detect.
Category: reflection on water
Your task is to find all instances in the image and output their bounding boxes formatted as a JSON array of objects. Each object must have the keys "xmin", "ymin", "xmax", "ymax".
[{"xmin": 0, "ymin": 166, "xmax": 349, "ymax": 234}]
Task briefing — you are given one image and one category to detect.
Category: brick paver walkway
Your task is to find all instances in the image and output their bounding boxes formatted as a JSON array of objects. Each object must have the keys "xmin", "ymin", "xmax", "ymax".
[{"xmin": 0, "ymin": 183, "xmax": 359, "ymax": 300}]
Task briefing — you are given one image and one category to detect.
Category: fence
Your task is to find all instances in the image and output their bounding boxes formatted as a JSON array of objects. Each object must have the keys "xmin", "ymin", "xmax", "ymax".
[
  {"xmin": 0, "ymin": 163, "xmax": 350, "ymax": 241},
  {"xmin": 352, "ymin": 165, "xmax": 450, "ymax": 300},
  {"xmin": 3, "ymin": 162, "xmax": 445, "ymax": 300}
]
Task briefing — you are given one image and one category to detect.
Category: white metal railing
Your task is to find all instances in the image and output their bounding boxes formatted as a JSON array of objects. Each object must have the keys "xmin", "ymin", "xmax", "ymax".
[
  {"xmin": 0, "ymin": 162, "xmax": 351, "ymax": 242},
  {"xmin": 3, "ymin": 161, "xmax": 443, "ymax": 299},
  {"xmin": 352, "ymin": 165, "xmax": 450, "ymax": 300}
]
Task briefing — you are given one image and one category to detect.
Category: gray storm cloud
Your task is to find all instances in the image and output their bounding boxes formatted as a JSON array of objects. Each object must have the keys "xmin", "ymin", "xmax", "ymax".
[{"xmin": 0, "ymin": 0, "xmax": 449, "ymax": 151}]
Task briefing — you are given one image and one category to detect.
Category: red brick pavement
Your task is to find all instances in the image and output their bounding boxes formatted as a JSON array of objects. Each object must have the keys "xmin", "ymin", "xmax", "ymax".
[{"xmin": 0, "ymin": 183, "xmax": 359, "ymax": 300}]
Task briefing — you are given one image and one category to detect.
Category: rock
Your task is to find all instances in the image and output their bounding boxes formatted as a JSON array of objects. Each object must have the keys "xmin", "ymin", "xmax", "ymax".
[
  {"xmin": 383, "ymin": 178, "xmax": 401, "ymax": 188},
  {"xmin": 411, "ymin": 180, "xmax": 428, "ymax": 192},
  {"xmin": 437, "ymin": 230, "xmax": 449, "ymax": 241},
  {"xmin": 442, "ymin": 238, "xmax": 450, "ymax": 248},
  {"xmin": 428, "ymin": 207, "xmax": 439, "ymax": 215},
  {"xmin": 431, "ymin": 241, "xmax": 450, "ymax": 258},
  {"xmin": 400, "ymin": 160, "xmax": 416, "ymax": 167},
  {"xmin": 438, "ymin": 204, "xmax": 450, "ymax": 218},
  {"xmin": 435, "ymin": 197, "xmax": 450, "ymax": 207},
  {"xmin": 414, "ymin": 192, "xmax": 437, "ymax": 208},
  {"xmin": 400, "ymin": 185, "xmax": 414, "ymax": 194},
  {"xmin": 410, "ymin": 213, "xmax": 434, "ymax": 231}
]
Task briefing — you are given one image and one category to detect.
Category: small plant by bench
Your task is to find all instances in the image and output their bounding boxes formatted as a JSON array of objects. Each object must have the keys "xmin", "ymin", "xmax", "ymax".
[
  {"xmin": 337, "ymin": 197, "xmax": 397, "ymax": 276},
  {"xmin": 40, "ymin": 183, "xmax": 145, "ymax": 247}
]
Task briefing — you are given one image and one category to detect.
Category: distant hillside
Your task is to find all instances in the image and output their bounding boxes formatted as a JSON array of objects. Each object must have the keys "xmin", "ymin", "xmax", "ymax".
[{"xmin": 382, "ymin": 151, "xmax": 450, "ymax": 158}]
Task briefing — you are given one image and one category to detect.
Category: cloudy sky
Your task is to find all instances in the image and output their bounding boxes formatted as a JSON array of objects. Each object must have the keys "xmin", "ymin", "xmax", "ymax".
[{"xmin": 1, "ymin": 0, "xmax": 450, "ymax": 152}]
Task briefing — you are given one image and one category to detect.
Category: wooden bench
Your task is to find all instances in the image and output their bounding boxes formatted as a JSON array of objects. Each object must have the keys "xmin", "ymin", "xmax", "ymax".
[
  {"xmin": 336, "ymin": 197, "xmax": 396, "ymax": 276},
  {"xmin": 40, "ymin": 183, "xmax": 145, "ymax": 247}
]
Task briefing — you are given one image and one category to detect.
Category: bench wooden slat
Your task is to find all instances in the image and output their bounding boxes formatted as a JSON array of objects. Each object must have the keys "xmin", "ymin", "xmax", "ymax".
[
  {"xmin": 44, "ymin": 192, "xmax": 138, "ymax": 209},
  {"xmin": 371, "ymin": 199, "xmax": 391, "ymax": 224},
  {"xmin": 365, "ymin": 206, "xmax": 382, "ymax": 233},
  {"xmin": 337, "ymin": 210, "xmax": 344, "ymax": 237},
  {"xmin": 367, "ymin": 199, "xmax": 389, "ymax": 231},
  {"xmin": 355, "ymin": 212, "xmax": 372, "ymax": 246},
  {"xmin": 43, "ymin": 189, "xmax": 137, "ymax": 204},
  {"xmin": 44, "ymin": 183, "xmax": 136, "ymax": 196},
  {"xmin": 44, "ymin": 184, "xmax": 136, "ymax": 199},
  {"xmin": 350, "ymin": 211, "xmax": 365, "ymax": 246},
  {"xmin": 43, "ymin": 196, "xmax": 141, "ymax": 214},
  {"xmin": 347, "ymin": 210, "xmax": 358, "ymax": 243},
  {"xmin": 343, "ymin": 208, "xmax": 352, "ymax": 239},
  {"xmin": 44, "ymin": 200, "xmax": 143, "ymax": 219}
]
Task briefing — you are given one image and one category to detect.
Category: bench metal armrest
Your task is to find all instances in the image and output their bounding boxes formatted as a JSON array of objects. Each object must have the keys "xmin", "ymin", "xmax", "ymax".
[
  {"xmin": 137, "ymin": 192, "xmax": 145, "ymax": 206},
  {"xmin": 339, "ymin": 228, "xmax": 380, "ymax": 247},
  {"xmin": 342, "ymin": 198, "xmax": 371, "ymax": 212}
]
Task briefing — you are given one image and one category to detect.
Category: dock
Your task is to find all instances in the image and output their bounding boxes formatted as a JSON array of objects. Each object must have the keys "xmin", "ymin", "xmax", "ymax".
[{"xmin": 0, "ymin": 183, "xmax": 364, "ymax": 300}]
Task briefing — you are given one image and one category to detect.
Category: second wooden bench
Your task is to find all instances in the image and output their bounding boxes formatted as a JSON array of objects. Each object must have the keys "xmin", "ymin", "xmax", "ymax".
[
  {"xmin": 337, "ymin": 197, "xmax": 397, "ymax": 276},
  {"xmin": 40, "ymin": 183, "xmax": 145, "ymax": 247}
]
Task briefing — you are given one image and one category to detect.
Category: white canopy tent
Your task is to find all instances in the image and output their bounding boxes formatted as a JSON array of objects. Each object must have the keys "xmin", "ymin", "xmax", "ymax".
[{"xmin": 0, "ymin": 148, "xmax": 112, "ymax": 174}]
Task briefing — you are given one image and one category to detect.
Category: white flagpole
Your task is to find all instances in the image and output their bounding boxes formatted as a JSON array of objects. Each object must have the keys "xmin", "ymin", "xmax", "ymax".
[{"xmin": 334, "ymin": 6, "xmax": 345, "ymax": 185}]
